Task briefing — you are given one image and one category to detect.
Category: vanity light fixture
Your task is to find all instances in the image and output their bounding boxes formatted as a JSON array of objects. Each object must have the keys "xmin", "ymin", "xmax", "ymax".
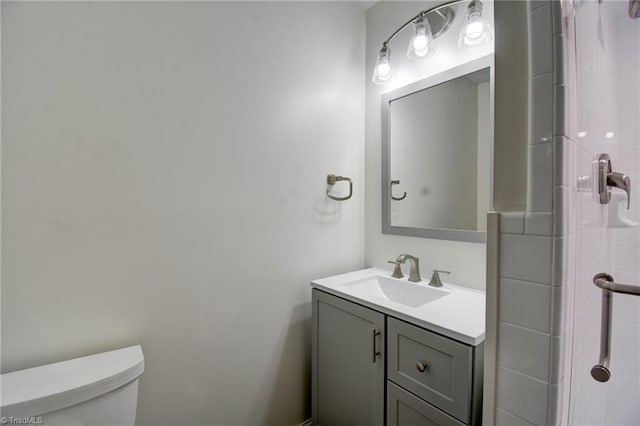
[
  {"xmin": 372, "ymin": 44, "xmax": 395, "ymax": 84},
  {"xmin": 372, "ymin": 0, "xmax": 493, "ymax": 85},
  {"xmin": 458, "ymin": 0, "xmax": 493, "ymax": 48}
]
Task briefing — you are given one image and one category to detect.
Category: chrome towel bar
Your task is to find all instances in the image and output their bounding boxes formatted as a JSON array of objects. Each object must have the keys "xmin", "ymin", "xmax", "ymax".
[
  {"xmin": 591, "ymin": 273, "xmax": 640, "ymax": 382},
  {"xmin": 594, "ymin": 273, "xmax": 640, "ymax": 296}
]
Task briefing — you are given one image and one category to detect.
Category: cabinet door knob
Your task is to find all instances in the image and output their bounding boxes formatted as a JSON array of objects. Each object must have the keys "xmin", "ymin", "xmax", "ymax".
[{"xmin": 416, "ymin": 361, "xmax": 428, "ymax": 372}]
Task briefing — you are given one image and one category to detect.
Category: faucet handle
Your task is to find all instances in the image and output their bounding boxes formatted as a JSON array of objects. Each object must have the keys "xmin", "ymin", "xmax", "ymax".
[
  {"xmin": 429, "ymin": 270, "xmax": 450, "ymax": 288},
  {"xmin": 387, "ymin": 260, "xmax": 404, "ymax": 279}
]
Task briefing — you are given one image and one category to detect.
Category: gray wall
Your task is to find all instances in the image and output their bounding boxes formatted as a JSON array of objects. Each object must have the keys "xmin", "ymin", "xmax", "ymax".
[
  {"xmin": 365, "ymin": 1, "xmax": 494, "ymax": 290},
  {"xmin": 1, "ymin": 2, "xmax": 365, "ymax": 425}
]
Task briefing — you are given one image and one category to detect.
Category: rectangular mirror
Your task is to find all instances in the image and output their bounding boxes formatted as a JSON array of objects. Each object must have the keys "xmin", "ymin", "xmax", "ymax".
[{"xmin": 382, "ymin": 55, "xmax": 494, "ymax": 243}]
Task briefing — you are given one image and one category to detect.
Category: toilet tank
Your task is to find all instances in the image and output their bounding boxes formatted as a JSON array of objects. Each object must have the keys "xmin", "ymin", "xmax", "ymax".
[{"xmin": 1, "ymin": 345, "xmax": 144, "ymax": 426}]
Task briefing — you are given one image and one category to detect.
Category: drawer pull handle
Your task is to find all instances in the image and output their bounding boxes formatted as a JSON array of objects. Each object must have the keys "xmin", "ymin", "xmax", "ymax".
[
  {"xmin": 416, "ymin": 361, "xmax": 428, "ymax": 372},
  {"xmin": 372, "ymin": 329, "xmax": 381, "ymax": 363}
]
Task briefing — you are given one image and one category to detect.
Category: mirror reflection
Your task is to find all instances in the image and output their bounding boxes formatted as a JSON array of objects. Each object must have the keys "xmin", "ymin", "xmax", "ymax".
[{"xmin": 382, "ymin": 57, "xmax": 493, "ymax": 242}]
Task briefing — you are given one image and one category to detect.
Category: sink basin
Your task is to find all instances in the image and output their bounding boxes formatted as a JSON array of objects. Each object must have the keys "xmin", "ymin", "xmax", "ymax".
[
  {"xmin": 341, "ymin": 275, "xmax": 449, "ymax": 308},
  {"xmin": 311, "ymin": 268, "xmax": 486, "ymax": 345}
]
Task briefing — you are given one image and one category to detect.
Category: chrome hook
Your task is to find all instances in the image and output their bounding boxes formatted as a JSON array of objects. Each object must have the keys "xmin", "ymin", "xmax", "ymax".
[
  {"xmin": 326, "ymin": 174, "xmax": 353, "ymax": 201},
  {"xmin": 390, "ymin": 180, "xmax": 407, "ymax": 201}
]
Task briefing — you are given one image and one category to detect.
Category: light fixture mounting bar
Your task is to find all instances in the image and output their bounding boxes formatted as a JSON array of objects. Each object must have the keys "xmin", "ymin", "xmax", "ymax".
[{"xmin": 383, "ymin": 0, "xmax": 466, "ymax": 45}]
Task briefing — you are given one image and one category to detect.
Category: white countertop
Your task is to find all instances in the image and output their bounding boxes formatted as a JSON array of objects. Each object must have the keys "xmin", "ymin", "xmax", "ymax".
[{"xmin": 311, "ymin": 268, "xmax": 485, "ymax": 346}]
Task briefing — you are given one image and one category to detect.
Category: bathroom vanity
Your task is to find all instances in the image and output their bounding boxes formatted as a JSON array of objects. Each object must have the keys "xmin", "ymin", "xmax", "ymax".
[{"xmin": 311, "ymin": 269, "xmax": 485, "ymax": 426}]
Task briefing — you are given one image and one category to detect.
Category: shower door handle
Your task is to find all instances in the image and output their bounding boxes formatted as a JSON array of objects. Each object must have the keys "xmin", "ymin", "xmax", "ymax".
[
  {"xmin": 597, "ymin": 153, "xmax": 632, "ymax": 209},
  {"xmin": 591, "ymin": 273, "xmax": 640, "ymax": 382}
]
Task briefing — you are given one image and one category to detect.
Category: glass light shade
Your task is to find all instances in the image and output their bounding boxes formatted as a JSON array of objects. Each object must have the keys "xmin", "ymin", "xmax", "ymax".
[
  {"xmin": 372, "ymin": 45, "xmax": 395, "ymax": 85},
  {"xmin": 458, "ymin": 1, "xmax": 493, "ymax": 48},
  {"xmin": 407, "ymin": 16, "xmax": 435, "ymax": 59}
]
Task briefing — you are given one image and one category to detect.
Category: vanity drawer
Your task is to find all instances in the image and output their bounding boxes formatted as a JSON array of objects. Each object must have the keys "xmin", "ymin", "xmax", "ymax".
[
  {"xmin": 387, "ymin": 381, "xmax": 465, "ymax": 426},
  {"xmin": 387, "ymin": 317, "xmax": 473, "ymax": 424}
]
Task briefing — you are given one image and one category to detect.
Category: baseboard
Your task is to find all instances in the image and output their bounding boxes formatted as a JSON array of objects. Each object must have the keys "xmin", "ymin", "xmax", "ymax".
[{"xmin": 297, "ymin": 419, "xmax": 312, "ymax": 426}]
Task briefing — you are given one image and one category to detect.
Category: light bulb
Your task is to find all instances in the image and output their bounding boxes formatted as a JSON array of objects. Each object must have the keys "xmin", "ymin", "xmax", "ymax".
[
  {"xmin": 372, "ymin": 44, "xmax": 395, "ymax": 85},
  {"xmin": 458, "ymin": 1, "xmax": 493, "ymax": 48},
  {"xmin": 377, "ymin": 62, "xmax": 391, "ymax": 78},
  {"xmin": 465, "ymin": 21, "xmax": 484, "ymax": 39},
  {"xmin": 414, "ymin": 46, "xmax": 429, "ymax": 57},
  {"xmin": 407, "ymin": 16, "xmax": 435, "ymax": 59},
  {"xmin": 413, "ymin": 34, "xmax": 428, "ymax": 51}
]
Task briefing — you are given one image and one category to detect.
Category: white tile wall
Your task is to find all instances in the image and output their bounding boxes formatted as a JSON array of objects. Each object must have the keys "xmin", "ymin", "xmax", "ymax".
[
  {"xmin": 498, "ymin": 323, "xmax": 551, "ymax": 381},
  {"xmin": 525, "ymin": 212, "xmax": 554, "ymax": 236},
  {"xmin": 528, "ymin": 3, "xmax": 553, "ymax": 77},
  {"xmin": 548, "ymin": 335, "xmax": 563, "ymax": 383},
  {"xmin": 495, "ymin": 1, "xmax": 572, "ymax": 424},
  {"xmin": 500, "ymin": 212, "xmax": 525, "ymax": 234},
  {"xmin": 496, "ymin": 367, "xmax": 550, "ymax": 425},
  {"xmin": 500, "ymin": 278, "xmax": 551, "ymax": 333},
  {"xmin": 494, "ymin": 1, "xmax": 637, "ymax": 424},
  {"xmin": 500, "ymin": 234, "xmax": 553, "ymax": 283},
  {"xmin": 527, "ymin": 142, "xmax": 554, "ymax": 210},
  {"xmin": 546, "ymin": 384, "xmax": 560, "ymax": 424},
  {"xmin": 496, "ymin": 409, "xmax": 535, "ymax": 426},
  {"xmin": 552, "ymin": 236, "xmax": 575, "ymax": 288},
  {"xmin": 550, "ymin": 286, "xmax": 564, "ymax": 335},
  {"xmin": 553, "ymin": 186, "xmax": 575, "ymax": 236},
  {"xmin": 529, "ymin": 75, "xmax": 555, "ymax": 146},
  {"xmin": 552, "ymin": 84, "xmax": 567, "ymax": 141},
  {"xmin": 553, "ymin": 137, "xmax": 575, "ymax": 188},
  {"xmin": 552, "ymin": 34, "xmax": 565, "ymax": 86}
]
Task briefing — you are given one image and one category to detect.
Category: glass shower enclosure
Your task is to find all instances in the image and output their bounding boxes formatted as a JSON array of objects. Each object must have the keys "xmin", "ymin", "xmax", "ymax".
[{"xmin": 567, "ymin": 0, "xmax": 640, "ymax": 424}]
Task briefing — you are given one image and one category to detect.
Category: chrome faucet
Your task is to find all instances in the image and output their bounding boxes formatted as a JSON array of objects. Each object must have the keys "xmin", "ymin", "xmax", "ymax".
[
  {"xmin": 387, "ymin": 254, "xmax": 421, "ymax": 282},
  {"xmin": 428, "ymin": 269, "xmax": 450, "ymax": 287}
]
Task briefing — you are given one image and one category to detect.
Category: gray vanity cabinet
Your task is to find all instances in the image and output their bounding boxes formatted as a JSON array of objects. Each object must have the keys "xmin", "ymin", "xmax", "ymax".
[
  {"xmin": 312, "ymin": 289, "xmax": 385, "ymax": 426},
  {"xmin": 387, "ymin": 382, "xmax": 465, "ymax": 426},
  {"xmin": 387, "ymin": 318, "xmax": 483, "ymax": 425},
  {"xmin": 312, "ymin": 289, "xmax": 483, "ymax": 426}
]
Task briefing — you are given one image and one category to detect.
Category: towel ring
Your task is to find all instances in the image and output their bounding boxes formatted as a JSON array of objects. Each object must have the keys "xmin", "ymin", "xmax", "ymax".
[
  {"xmin": 391, "ymin": 180, "xmax": 407, "ymax": 201},
  {"xmin": 327, "ymin": 174, "xmax": 353, "ymax": 201}
]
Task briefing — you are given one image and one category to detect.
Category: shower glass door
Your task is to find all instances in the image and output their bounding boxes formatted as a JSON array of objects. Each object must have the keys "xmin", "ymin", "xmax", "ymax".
[{"xmin": 568, "ymin": 1, "xmax": 640, "ymax": 424}]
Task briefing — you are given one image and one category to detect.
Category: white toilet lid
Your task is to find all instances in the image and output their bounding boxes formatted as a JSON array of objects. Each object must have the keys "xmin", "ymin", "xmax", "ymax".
[{"xmin": 0, "ymin": 345, "xmax": 144, "ymax": 417}]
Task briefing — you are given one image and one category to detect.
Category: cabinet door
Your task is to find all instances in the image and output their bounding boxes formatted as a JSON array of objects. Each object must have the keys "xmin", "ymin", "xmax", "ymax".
[
  {"xmin": 387, "ymin": 382, "xmax": 465, "ymax": 426},
  {"xmin": 312, "ymin": 289, "xmax": 385, "ymax": 426}
]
